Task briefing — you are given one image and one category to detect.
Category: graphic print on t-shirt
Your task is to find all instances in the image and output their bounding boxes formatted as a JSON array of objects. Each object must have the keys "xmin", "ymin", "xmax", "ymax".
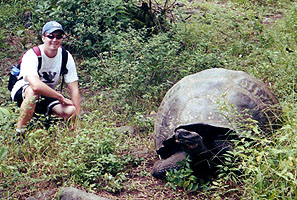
[{"xmin": 42, "ymin": 71, "xmax": 57, "ymax": 83}]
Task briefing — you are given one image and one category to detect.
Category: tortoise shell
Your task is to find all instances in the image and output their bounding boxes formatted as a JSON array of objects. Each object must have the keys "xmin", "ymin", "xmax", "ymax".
[{"xmin": 154, "ymin": 68, "xmax": 280, "ymax": 158}]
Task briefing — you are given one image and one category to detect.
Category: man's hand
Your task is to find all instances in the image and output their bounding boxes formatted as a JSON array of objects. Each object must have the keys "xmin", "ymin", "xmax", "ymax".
[{"xmin": 59, "ymin": 96, "xmax": 74, "ymax": 106}]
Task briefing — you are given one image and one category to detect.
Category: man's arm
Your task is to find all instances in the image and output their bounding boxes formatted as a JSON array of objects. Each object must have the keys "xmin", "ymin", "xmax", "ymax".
[
  {"xmin": 67, "ymin": 81, "xmax": 81, "ymax": 115},
  {"xmin": 27, "ymin": 75, "xmax": 73, "ymax": 105}
]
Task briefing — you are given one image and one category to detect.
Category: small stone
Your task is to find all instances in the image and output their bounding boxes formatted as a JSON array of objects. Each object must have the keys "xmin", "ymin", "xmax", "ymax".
[{"xmin": 58, "ymin": 187, "xmax": 110, "ymax": 200}]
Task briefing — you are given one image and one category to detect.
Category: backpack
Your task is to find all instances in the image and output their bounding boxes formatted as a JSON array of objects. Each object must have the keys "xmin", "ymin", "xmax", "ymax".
[{"xmin": 8, "ymin": 46, "xmax": 68, "ymax": 92}]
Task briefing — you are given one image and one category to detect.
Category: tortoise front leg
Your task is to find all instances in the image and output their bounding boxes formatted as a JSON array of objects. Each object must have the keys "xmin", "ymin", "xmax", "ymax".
[{"xmin": 151, "ymin": 151, "xmax": 187, "ymax": 179}]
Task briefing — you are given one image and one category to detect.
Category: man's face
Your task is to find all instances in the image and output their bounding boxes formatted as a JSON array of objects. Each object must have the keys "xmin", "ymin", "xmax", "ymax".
[{"xmin": 42, "ymin": 30, "xmax": 63, "ymax": 51}]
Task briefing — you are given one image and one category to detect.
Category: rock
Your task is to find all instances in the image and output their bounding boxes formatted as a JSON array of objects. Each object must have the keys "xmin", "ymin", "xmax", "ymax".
[
  {"xmin": 25, "ymin": 190, "xmax": 56, "ymax": 200},
  {"xmin": 58, "ymin": 187, "xmax": 110, "ymax": 200},
  {"xmin": 116, "ymin": 126, "xmax": 136, "ymax": 135}
]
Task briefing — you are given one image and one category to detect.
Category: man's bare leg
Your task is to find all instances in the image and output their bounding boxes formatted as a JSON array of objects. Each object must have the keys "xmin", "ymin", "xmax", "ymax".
[{"xmin": 17, "ymin": 87, "xmax": 39, "ymax": 130}]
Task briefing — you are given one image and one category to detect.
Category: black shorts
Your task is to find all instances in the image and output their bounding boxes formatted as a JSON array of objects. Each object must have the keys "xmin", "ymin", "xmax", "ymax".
[{"xmin": 13, "ymin": 87, "xmax": 60, "ymax": 115}]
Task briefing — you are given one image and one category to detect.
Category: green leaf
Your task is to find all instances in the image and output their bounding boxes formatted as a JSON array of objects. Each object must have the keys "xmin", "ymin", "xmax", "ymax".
[
  {"xmin": 0, "ymin": 107, "xmax": 10, "ymax": 119},
  {"xmin": 0, "ymin": 147, "xmax": 8, "ymax": 160},
  {"xmin": 16, "ymin": 30, "xmax": 24, "ymax": 36},
  {"xmin": 191, "ymin": 183, "xmax": 199, "ymax": 192}
]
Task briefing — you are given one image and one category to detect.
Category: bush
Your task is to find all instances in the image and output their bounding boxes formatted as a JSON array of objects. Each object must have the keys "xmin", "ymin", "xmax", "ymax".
[
  {"xmin": 0, "ymin": 1, "xmax": 26, "ymax": 30},
  {"xmin": 28, "ymin": 0, "xmax": 156, "ymax": 56},
  {"xmin": 165, "ymin": 156, "xmax": 200, "ymax": 192},
  {"xmin": 65, "ymin": 128, "xmax": 142, "ymax": 193},
  {"xmin": 80, "ymin": 28, "xmax": 185, "ymax": 110},
  {"xmin": 217, "ymin": 102, "xmax": 297, "ymax": 199},
  {"xmin": 0, "ymin": 106, "xmax": 142, "ymax": 197}
]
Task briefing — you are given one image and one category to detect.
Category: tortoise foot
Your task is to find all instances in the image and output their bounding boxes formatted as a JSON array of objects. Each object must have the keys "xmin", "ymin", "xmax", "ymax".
[{"xmin": 152, "ymin": 151, "xmax": 187, "ymax": 179}]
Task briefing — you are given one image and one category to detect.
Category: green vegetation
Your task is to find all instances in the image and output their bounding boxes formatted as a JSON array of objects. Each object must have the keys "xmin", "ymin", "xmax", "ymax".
[{"xmin": 0, "ymin": 0, "xmax": 296, "ymax": 199}]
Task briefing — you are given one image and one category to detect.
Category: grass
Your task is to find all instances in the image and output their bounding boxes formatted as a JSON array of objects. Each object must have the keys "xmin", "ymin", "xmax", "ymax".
[{"xmin": 0, "ymin": 0, "xmax": 297, "ymax": 199}]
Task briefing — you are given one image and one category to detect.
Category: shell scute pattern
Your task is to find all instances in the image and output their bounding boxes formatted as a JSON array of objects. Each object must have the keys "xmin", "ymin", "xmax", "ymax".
[{"xmin": 154, "ymin": 68, "xmax": 281, "ymax": 155}]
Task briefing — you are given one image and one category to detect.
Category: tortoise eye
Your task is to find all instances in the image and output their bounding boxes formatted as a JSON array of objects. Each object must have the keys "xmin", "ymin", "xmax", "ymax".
[{"xmin": 181, "ymin": 131, "xmax": 190, "ymax": 137}]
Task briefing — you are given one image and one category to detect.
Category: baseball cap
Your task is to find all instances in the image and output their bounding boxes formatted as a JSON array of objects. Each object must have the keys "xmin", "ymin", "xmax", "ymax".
[{"xmin": 42, "ymin": 21, "xmax": 65, "ymax": 35}]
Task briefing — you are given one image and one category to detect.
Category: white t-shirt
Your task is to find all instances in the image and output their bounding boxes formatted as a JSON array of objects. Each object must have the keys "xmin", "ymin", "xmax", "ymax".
[{"xmin": 11, "ymin": 44, "xmax": 78, "ymax": 99}]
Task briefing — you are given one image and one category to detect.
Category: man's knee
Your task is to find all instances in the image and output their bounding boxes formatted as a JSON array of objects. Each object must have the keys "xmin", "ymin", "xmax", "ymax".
[
  {"xmin": 24, "ymin": 87, "xmax": 39, "ymax": 101},
  {"xmin": 64, "ymin": 105, "xmax": 76, "ymax": 119},
  {"xmin": 53, "ymin": 104, "xmax": 76, "ymax": 119},
  {"xmin": 21, "ymin": 87, "xmax": 39, "ymax": 111}
]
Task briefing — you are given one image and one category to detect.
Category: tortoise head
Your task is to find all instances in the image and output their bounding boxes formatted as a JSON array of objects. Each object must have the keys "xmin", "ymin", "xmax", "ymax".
[{"xmin": 175, "ymin": 129, "xmax": 206, "ymax": 154}]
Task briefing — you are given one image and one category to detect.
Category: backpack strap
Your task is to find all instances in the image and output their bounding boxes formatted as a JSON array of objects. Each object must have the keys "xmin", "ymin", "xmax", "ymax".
[
  {"xmin": 32, "ymin": 46, "xmax": 42, "ymax": 76},
  {"xmin": 17, "ymin": 46, "xmax": 41, "ymax": 67},
  {"xmin": 15, "ymin": 46, "xmax": 42, "ymax": 81},
  {"xmin": 60, "ymin": 47, "xmax": 68, "ymax": 92},
  {"xmin": 19, "ymin": 46, "xmax": 68, "ymax": 92}
]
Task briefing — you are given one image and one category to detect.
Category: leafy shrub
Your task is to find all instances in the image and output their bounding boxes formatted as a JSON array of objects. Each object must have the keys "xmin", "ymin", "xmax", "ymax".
[
  {"xmin": 234, "ymin": 3, "xmax": 297, "ymax": 103},
  {"xmin": 218, "ymin": 109, "xmax": 297, "ymax": 199},
  {"xmin": 0, "ymin": 30, "xmax": 8, "ymax": 57},
  {"xmin": 60, "ymin": 114, "xmax": 142, "ymax": 193},
  {"xmin": 80, "ymin": 28, "xmax": 185, "ymax": 109},
  {"xmin": 0, "ymin": 1, "xmax": 26, "ymax": 30},
  {"xmin": 211, "ymin": 96, "xmax": 296, "ymax": 199},
  {"xmin": 165, "ymin": 156, "xmax": 200, "ymax": 192},
  {"xmin": 0, "ymin": 105, "xmax": 142, "ymax": 197},
  {"xmin": 28, "ymin": 0, "xmax": 150, "ymax": 56}
]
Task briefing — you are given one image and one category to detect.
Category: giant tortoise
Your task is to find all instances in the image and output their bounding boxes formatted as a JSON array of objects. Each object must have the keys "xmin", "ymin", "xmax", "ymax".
[{"xmin": 152, "ymin": 68, "xmax": 281, "ymax": 179}]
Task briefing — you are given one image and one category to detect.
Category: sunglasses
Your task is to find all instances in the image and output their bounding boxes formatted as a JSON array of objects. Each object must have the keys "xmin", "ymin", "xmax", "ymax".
[{"xmin": 45, "ymin": 34, "xmax": 63, "ymax": 39}]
